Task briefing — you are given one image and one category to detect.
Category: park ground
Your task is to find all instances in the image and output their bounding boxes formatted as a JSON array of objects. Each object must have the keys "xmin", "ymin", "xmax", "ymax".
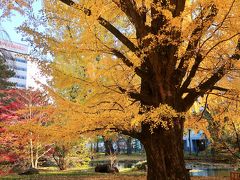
[
  {"xmin": 1, "ymin": 153, "xmax": 235, "ymax": 180},
  {"xmin": 0, "ymin": 169, "xmax": 231, "ymax": 180}
]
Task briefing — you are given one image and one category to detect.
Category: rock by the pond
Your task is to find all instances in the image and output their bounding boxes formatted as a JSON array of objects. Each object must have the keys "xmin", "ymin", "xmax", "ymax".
[
  {"xmin": 134, "ymin": 161, "xmax": 148, "ymax": 171},
  {"xmin": 19, "ymin": 168, "xmax": 39, "ymax": 175},
  {"xmin": 41, "ymin": 160, "xmax": 56, "ymax": 167},
  {"xmin": 11, "ymin": 164, "xmax": 26, "ymax": 174},
  {"xmin": 95, "ymin": 164, "xmax": 119, "ymax": 173}
]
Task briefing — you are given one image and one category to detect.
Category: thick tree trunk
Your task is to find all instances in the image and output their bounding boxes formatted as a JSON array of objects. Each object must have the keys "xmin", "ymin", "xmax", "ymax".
[{"xmin": 140, "ymin": 117, "xmax": 190, "ymax": 180}]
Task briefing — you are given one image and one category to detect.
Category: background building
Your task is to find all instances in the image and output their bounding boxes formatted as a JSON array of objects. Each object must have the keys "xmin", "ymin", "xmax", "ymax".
[
  {"xmin": 183, "ymin": 129, "xmax": 208, "ymax": 154},
  {"xmin": 0, "ymin": 39, "xmax": 28, "ymax": 89}
]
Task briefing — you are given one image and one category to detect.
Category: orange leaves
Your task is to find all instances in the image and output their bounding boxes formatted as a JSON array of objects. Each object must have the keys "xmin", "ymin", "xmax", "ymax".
[{"xmin": 11, "ymin": 0, "xmax": 239, "ymax": 140}]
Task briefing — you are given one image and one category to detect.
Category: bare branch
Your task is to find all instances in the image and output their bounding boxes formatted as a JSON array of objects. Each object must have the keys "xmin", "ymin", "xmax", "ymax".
[
  {"xmin": 197, "ymin": 94, "xmax": 209, "ymax": 122},
  {"xmin": 200, "ymin": 0, "xmax": 237, "ymax": 49},
  {"xmin": 110, "ymin": 48, "xmax": 148, "ymax": 78},
  {"xmin": 203, "ymin": 33, "xmax": 240, "ymax": 60},
  {"xmin": 176, "ymin": 4, "xmax": 218, "ymax": 85},
  {"xmin": 77, "ymin": 125, "xmax": 140, "ymax": 138}
]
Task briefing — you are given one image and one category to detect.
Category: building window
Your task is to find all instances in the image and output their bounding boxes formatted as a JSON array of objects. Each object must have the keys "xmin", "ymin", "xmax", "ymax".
[
  {"xmin": 9, "ymin": 65, "xmax": 27, "ymax": 71},
  {"xmin": 15, "ymin": 67, "xmax": 27, "ymax": 71},
  {"xmin": 15, "ymin": 58, "xmax": 27, "ymax": 63},
  {"xmin": 16, "ymin": 83, "xmax": 26, "ymax": 88},
  {"xmin": 14, "ymin": 75, "xmax": 26, "ymax": 80}
]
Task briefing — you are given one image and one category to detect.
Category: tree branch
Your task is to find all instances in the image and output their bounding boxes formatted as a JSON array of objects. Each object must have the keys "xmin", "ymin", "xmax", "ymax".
[
  {"xmin": 117, "ymin": 86, "xmax": 153, "ymax": 105},
  {"xmin": 112, "ymin": 0, "xmax": 146, "ymax": 37},
  {"xmin": 77, "ymin": 125, "xmax": 140, "ymax": 138},
  {"xmin": 110, "ymin": 48, "xmax": 148, "ymax": 78},
  {"xmin": 176, "ymin": 4, "xmax": 218, "ymax": 85},
  {"xmin": 203, "ymin": 33, "xmax": 240, "ymax": 60},
  {"xmin": 212, "ymin": 86, "xmax": 229, "ymax": 92},
  {"xmin": 38, "ymin": 145, "xmax": 54, "ymax": 159},
  {"xmin": 199, "ymin": 0, "xmax": 237, "ymax": 49},
  {"xmin": 170, "ymin": 0, "xmax": 186, "ymax": 17},
  {"xmin": 179, "ymin": 54, "xmax": 202, "ymax": 94},
  {"xmin": 59, "ymin": 0, "xmax": 140, "ymax": 55},
  {"xmin": 182, "ymin": 65, "xmax": 226, "ymax": 111}
]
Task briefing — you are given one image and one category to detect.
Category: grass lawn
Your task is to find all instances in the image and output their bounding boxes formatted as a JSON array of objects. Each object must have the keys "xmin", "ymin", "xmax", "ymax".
[{"xmin": 0, "ymin": 167, "xmax": 146, "ymax": 180}]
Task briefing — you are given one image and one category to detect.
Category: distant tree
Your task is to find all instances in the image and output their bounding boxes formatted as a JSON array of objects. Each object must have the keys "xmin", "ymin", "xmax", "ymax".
[
  {"xmin": 0, "ymin": 49, "xmax": 15, "ymax": 90},
  {"xmin": 0, "ymin": 89, "xmax": 53, "ymax": 169},
  {"xmin": 52, "ymin": 139, "xmax": 90, "ymax": 170},
  {"xmin": 103, "ymin": 137, "xmax": 114, "ymax": 155}
]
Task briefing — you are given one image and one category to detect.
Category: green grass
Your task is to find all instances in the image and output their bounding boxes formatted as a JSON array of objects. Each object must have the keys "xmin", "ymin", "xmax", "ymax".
[{"xmin": 0, "ymin": 167, "xmax": 146, "ymax": 180}]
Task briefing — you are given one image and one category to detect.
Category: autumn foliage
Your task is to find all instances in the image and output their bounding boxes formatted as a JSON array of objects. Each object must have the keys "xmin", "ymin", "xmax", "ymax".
[{"xmin": 1, "ymin": 0, "xmax": 240, "ymax": 179}]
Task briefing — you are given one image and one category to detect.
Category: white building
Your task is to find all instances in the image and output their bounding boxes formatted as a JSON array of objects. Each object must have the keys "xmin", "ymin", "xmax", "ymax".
[{"xmin": 0, "ymin": 39, "xmax": 28, "ymax": 89}]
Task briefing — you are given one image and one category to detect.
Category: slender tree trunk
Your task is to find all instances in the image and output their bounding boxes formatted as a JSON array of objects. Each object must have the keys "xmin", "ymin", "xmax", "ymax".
[
  {"xmin": 96, "ymin": 139, "xmax": 99, "ymax": 153},
  {"xmin": 34, "ymin": 148, "xmax": 39, "ymax": 169},
  {"xmin": 90, "ymin": 142, "xmax": 93, "ymax": 152},
  {"xmin": 126, "ymin": 137, "xmax": 132, "ymax": 155},
  {"xmin": 58, "ymin": 157, "xmax": 66, "ymax": 170},
  {"xmin": 30, "ymin": 137, "xmax": 34, "ymax": 168},
  {"xmin": 104, "ymin": 139, "xmax": 114, "ymax": 155},
  {"xmin": 140, "ymin": 117, "xmax": 190, "ymax": 180},
  {"xmin": 116, "ymin": 139, "xmax": 121, "ymax": 154}
]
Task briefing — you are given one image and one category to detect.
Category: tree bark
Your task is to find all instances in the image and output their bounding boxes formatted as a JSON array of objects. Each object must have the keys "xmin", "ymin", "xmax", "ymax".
[{"xmin": 140, "ymin": 117, "xmax": 190, "ymax": 180}]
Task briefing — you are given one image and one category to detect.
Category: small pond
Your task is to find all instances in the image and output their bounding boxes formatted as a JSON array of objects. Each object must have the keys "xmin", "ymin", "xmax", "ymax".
[
  {"xmin": 90, "ymin": 161, "xmax": 137, "ymax": 169},
  {"xmin": 189, "ymin": 169, "xmax": 232, "ymax": 177}
]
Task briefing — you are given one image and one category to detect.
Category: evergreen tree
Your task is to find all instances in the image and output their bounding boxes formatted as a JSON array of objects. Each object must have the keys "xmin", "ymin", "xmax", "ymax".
[{"xmin": 0, "ymin": 53, "xmax": 15, "ymax": 90}]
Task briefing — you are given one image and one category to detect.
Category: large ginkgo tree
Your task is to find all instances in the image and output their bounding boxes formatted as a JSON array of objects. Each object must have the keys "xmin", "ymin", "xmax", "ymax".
[{"xmin": 15, "ymin": 0, "xmax": 240, "ymax": 179}]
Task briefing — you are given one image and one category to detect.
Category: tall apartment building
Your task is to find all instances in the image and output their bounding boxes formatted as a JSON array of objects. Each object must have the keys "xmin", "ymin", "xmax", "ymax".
[{"xmin": 0, "ymin": 39, "xmax": 28, "ymax": 89}]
